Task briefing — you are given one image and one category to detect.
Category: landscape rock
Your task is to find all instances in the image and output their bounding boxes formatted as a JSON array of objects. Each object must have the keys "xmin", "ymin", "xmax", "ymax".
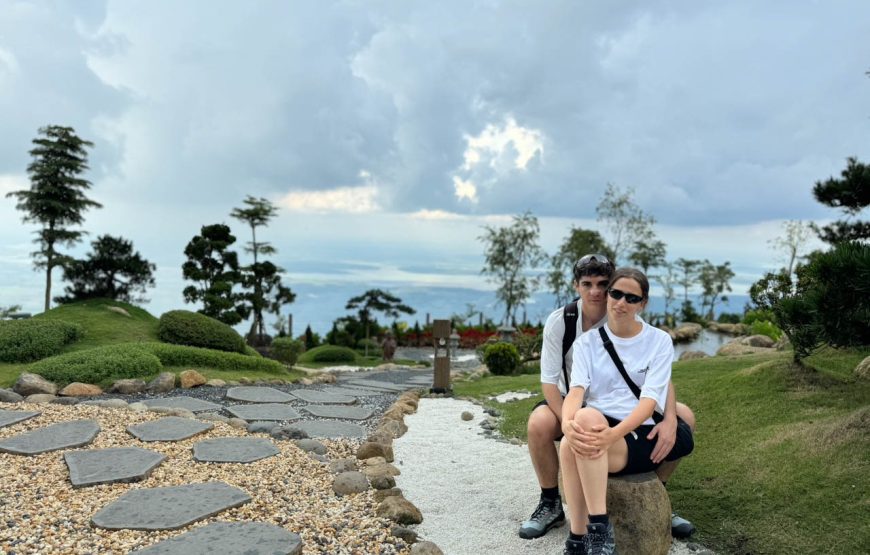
[
  {"xmin": 774, "ymin": 335, "xmax": 791, "ymax": 351},
  {"xmin": 391, "ymin": 525, "xmax": 418, "ymax": 544},
  {"xmin": 0, "ymin": 389, "xmax": 24, "ymax": 403},
  {"xmin": 24, "ymin": 394, "xmax": 57, "ymax": 404},
  {"xmin": 332, "ymin": 471, "xmax": 370, "ymax": 496},
  {"xmin": 147, "ymin": 372, "xmax": 176, "ymax": 393},
  {"xmin": 707, "ymin": 322, "xmax": 748, "ymax": 335},
  {"xmin": 298, "ymin": 378, "xmax": 314, "ymax": 386},
  {"xmin": 740, "ymin": 334, "xmax": 775, "ymax": 348},
  {"xmin": 327, "ymin": 458, "xmax": 357, "ymax": 474},
  {"xmin": 294, "ymin": 438, "xmax": 327, "ymax": 455},
  {"xmin": 357, "ymin": 441, "xmax": 394, "ymax": 462},
  {"xmin": 50, "ymin": 397, "xmax": 79, "ymax": 405},
  {"xmin": 314, "ymin": 373, "xmax": 337, "ymax": 384},
  {"xmin": 411, "ymin": 541, "xmax": 444, "ymax": 555},
  {"xmin": 679, "ymin": 350, "xmax": 709, "ymax": 361},
  {"xmin": 379, "ymin": 418, "xmax": 408, "ymax": 438},
  {"xmin": 363, "ymin": 463, "xmax": 401, "ymax": 479},
  {"xmin": 205, "ymin": 378, "xmax": 227, "ymax": 387},
  {"xmin": 80, "ymin": 398, "xmax": 129, "ymax": 409},
  {"xmin": 128, "ymin": 402, "xmax": 148, "ymax": 412},
  {"xmin": 270, "ymin": 425, "xmax": 309, "ymax": 440},
  {"xmin": 197, "ymin": 412, "xmax": 229, "ymax": 423},
  {"xmin": 369, "ymin": 474, "xmax": 396, "ymax": 490},
  {"xmin": 377, "ymin": 496, "xmax": 423, "ymax": 524},
  {"xmin": 607, "ymin": 472, "xmax": 671, "ymax": 555},
  {"xmin": 58, "ymin": 382, "xmax": 103, "ymax": 397},
  {"xmin": 247, "ymin": 421, "xmax": 277, "ymax": 434},
  {"xmin": 374, "ymin": 488, "xmax": 403, "ymax": 502},
  {"xmin": 227, "ymin": 418, "xmax": 248, "ymax": 429},
  {"xmin": 461, "ymin": 411, "xmax": 474, "ymax": 421},
  {"xmin": 309, "ymin": 453, "xmax": 329, "ymax": 463},
  {"xmin": 717, "ymin": 341, "xmax": 773, "ymax": 356},
  {"xmin": 855, "ymin": 356, "xmax": 870, "ymax": 380},
  {"xmin": 366, "ymin": 430, "xmax": 394, "ymax": 445},
  {"xmin": 673, "ymin": 323, "xmax": 703, "ymax": 343},
  {"xmin": 109, "ymin": 379, "xmax": 147, "ymax": 394},
  {"xmin": 180, "ymin": 369, "xmax": 207, "ymax": 389},
  {"xmin": 13, "ymin": 372, "xmax": 58, "ymax": 396}
]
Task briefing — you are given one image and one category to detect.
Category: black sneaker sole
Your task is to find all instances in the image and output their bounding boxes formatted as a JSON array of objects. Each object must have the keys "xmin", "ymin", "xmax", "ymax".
[
  {"xmin": 518, "ymin": 514, "xmax": 566, "ymax": 539},
  {"xmin": 672, "ymin": 524, "xmax": 696, "ymax": 538}
]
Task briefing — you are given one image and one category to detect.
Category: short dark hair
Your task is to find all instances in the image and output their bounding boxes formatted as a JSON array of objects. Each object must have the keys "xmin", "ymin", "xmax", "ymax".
[
  {"xmin": 609, "ymin": 267, "xmax": 650, "ymax": 299},
  {"xmin": 572, "ymin": 254, "xmax": 615, "ymax": 282}
]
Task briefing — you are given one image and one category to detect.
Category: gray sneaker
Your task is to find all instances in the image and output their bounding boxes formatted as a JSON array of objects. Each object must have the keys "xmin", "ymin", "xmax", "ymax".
[
  {"xmin": 671, "ymin": 512, "xmax": 696, "ymax": 538},
  {"xmin": 519, "ymin": 496, "xmax": 565, "ymax": 539},
  {"xmin": 585, "ymin": 521, "xmax": 617, "ymax": 555}
]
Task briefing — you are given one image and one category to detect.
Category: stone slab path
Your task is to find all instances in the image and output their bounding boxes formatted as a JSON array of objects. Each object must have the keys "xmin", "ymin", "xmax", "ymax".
[
  {"xmin": 289, "ymin": 389, "xmax": 357, "ymax": 404},
  {"xmin": 65, "ymin": 446, "xmax": 166, "ymax": 488},
  {"xmin": 0, "ymin": 419, "xmax": 100, "ymax": 455},
  {"xmin": 128, "ymin": 417, "xmax": 214, "ymax": 442},
  {"xmin": 226, "ymin": 403, "xmax": 302, "ymax": 422},
  {"xmin": 192, "ymin": 437, "xmax": 280, "ymax": 463},
  {"xmin": 303, "ymin": 405, "xmax": 373, "ymax": 420},
  {"xmin": 0, "ymin": 409, "xmax": 40, "ymax": 428},
  {"xmin": 225, "ymin": 386, "xmax": 295, "ymax": 403},
  {"xmin": 143, "ymin": 397, "xmax": 224, "ymax": 412},
  {"xmin": 133, "ymin": 521, "xmax": 303, "ymax": 555}
]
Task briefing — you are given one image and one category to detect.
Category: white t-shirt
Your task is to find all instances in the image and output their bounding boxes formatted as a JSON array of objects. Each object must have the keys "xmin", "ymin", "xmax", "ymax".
[
  {"xmin": 540, "ymin": 303, "xmax": 606, "ymax": 395},
  {"xmin": 569, "ymin": 320, "xmax": 673, "ymax": 425}
]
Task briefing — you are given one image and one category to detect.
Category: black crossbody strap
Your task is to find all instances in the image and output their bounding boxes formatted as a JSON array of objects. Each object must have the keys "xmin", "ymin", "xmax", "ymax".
[
  {"xmin": 598, "ymin": 326, "xmax": 663, "ymax": 424},
  {"xmin": 561, "ymin": 301, "xmax": 579, "ymax": 389}
]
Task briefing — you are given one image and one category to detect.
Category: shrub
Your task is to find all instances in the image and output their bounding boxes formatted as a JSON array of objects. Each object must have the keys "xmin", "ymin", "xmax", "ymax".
[
  {"xmin": 0, "ymin": 319, "xmax": 84, "ymax": 362},
  {"xmin": 298, "ymin": 345, "xmax": 357, "ymax": 363},
  {"xmin": 743, "ymin": 309, "xmax": 776, "ymax": 326},
  {"xmin": 356, "ymin": 338, "xmax": 382, "ymax": 357},
  {"xmin": 138, "ymin": 342, "xmax": 286, "ymax": 373},
  {"xmin": 717, "ymin": 312, "xmax": 742, "ymax": 324},
  {"xmin": 271, "ymin": 338, "xmax": 304, "ymax": 365},
  {"xmin": 30, "ymin": 344, "xmax": 161, "ymax": 385},
  {"xmin": 158, "ymin": 310, "xmax": 246, "ymax": 353},
  {"xmin": 483, "ymin": 342, "xmax": 521, "ymax": 376},
  {"xmin": 749, "ymin": 320, "xmax": 783, "ymax": 342}
]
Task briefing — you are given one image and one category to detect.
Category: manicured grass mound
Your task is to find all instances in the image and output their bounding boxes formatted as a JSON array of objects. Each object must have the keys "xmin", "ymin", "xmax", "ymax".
[
  {"xmin": 35, "ymin": 299, "xmax": 159, "ymax": 350},
  {"xmin": 298, "ymin": 345, "xmax": 357, "ymax": 363},
  {"xmin": 158, "ymin": 310, "xmax": 246, "ymax": 354},
  {"xmin": 0, "ymin": 319, "xmax": 84, "ymax": 362},
  {"xmin": 30, "ymin": 344, "xmax": 161, "ymax": 385},
  {"xmin": 139, "ymin": 342, "xmax": 285, "ymax": 373}
]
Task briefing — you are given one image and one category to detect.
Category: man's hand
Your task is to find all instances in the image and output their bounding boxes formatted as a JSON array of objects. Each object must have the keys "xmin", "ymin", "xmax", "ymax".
[{"xmin": 647, "ymin": 416, "xmax": 677, "ymax": 463}]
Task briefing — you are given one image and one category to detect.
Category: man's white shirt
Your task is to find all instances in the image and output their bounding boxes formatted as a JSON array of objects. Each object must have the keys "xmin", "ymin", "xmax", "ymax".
[{"xmin": 540, "ymin": 302, "xmax": 607, "ymax": 395}]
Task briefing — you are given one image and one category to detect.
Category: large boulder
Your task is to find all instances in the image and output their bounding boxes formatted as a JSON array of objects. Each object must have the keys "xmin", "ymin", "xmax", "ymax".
[
  {"xmin": 377, "ymin": 496, "xmax": 423, "ymax": 525},
  {"xmin": 179, "ymin": 369, "xmax": 206, "ymax": 389},
  {"xmin": 357, "ymin": 441, "xmax": 394, "ymax": 462},
  {"xmin": 411, "ymin": 542, "xmax": 444, "ymax": 555},
  {"xmin": 679, "ymin": 350, "xmax": 709, "ymax": 361},
  {"xmin": 707, "ymin": 322, "xmax": 748, "ymax": 335},
  {"xmin": 0, "ymin": 388, "xmax": 24, "ymax": 403},
  {"xmin": 855, "ymin": 356, "xmax": 870, "ymax": 380},
  {"xmin": 13, "ymin": 372, "xmax": 58, "ymax": 396},
  {"xmin": 147, "ymin": 372, "xmax": 176, "ymax": 393},
  {"xmin": 673, "ymin": 323, "xmax": 702, "ymax": 343},
  {"xmin": 608, "ymin": 472, "xmax": 671, "ymax": 555},
  {"xmin": 109, "ymin": 379, "xmax": 147, "ymax": 394},
  {"xmin": 717, "ymin": 341, "xmax": 773, "ymax": 356},
  {"xmin": 332, "ymin": 471, "xmax": 370, "ymax": 496},
  {"xmin": 58, "ymin": 383, "xmax": 103, "ymax": 397},
  {"xmin": 740, "ymin": 335, "xmax": 775, "ymax": 348},
  {"xmin": 25, "ymin": 393, "xmax": 57, "ymax": 404}
]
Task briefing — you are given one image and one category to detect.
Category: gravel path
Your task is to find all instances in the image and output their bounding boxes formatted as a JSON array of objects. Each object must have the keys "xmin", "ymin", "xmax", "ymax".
[{"xmin": 393, "ymin": 397, "xmax": 710, "ymax": 555}]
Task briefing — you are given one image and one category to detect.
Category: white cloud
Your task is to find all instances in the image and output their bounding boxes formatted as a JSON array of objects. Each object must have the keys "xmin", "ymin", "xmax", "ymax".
[
  {"xmin": 462, "ymin": 116, "xmax": 544, "ymax": 171},
  {"xmin": 452, "ymin": 176, "xmax": 478, "ymax": 203},
  {"xmin": 276, "ymin": 185, "xmax": 381, "ymax": 214},
  {"xmin": 409, "ymin": 209, "xmax": 465, "ymax": 220},
  {"xmin": 0, "ymin": 174, "xmax": 27, "ymax": 196}
]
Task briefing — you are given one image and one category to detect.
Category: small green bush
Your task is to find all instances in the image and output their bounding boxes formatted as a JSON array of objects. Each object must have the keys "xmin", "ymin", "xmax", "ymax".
[
  {"xmin": 138, "ymin": 342, "xmax": 285, "ymax": 373},
  {"xmin": 483, "ymin": 342, "xmax": 521, "ymax": 376},
  {"xmin": 30, "ymin": 344, "xmax": 161, "ymax": 385},
  {"xmin": 158, "ymin": 310, "xmax": 246, "ymax": 353},
  {"xmin": 0, "ymin": 319, "xmax": 84, "ymax": 362},
  {"xmin": 749, "ymin": 320, "xmax": 783, "ymax": 342},
  {"xmin": 298, "ymin": 345, "xmax": 357, "ymax": 363},
  {"xmin": 356, "ymin": 338, "xmax": 382, "ymax": 356},
  {"xmin": 272, "ymin": 338, "xmax": 304, "ymax": 365},
  {"xmin": 743, "ymin": 309, "xmax": 776, "ymax": 326},
  {"xmin": 717, "ymin": 312, "xmax": 742, "ymax": 324}
]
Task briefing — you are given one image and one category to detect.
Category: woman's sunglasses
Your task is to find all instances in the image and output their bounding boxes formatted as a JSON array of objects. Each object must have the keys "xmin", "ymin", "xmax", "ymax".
[{"xmin": 607, "ymin": 288, "xmax": 644, "ymax": 304}]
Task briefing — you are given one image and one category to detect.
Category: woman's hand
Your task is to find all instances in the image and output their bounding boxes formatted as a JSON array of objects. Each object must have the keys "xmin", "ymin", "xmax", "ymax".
[
  {"xmin": 563, "ymin": 420, "xmax": 602, "ymax": 459},
  {"xmin": 580, "ymin": 423, "xmax": 620, "ymax": 453}
]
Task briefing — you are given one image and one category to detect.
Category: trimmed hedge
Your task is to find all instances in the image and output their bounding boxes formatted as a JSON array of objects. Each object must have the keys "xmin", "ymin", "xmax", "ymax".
[
  {"xmin": 138, "ymin": 342, "xmax": 286, "ymax": 373},
  {"xmin": 271, "ymin": 338, "xmax": 303, "ymax": 366},
  {"xmin": 158, "ymin": 310, "xmax": 246, "ymax": 353},
  {"xmin": 0, "ymin": 319, "xmax": 84, "ymax": 363},
  {"xmin": 298, "ymin": 345, "xmax": 357, "ymax": 363},
  {"xmin": 30, "ymin": 344, "xmax": 161, "ymax": 385},
  {"xmin": 483, "ymin": 342, "xmax": 521, "ymax": 376}
]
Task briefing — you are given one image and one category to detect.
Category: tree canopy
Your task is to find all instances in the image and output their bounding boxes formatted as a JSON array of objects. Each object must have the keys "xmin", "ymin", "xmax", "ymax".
[
  {"xmin": 55, "ymin": 235, "xmax": 155, "ymax": 304},
  {"xmin": 812, "ymin": 157, "xmax": 870, "ymax": 244},
  {"xmin": 595, "ymin": 183, "xmax": 655, "ymax": 265},
  {"xmin": 346, "ymin": 289, "xmax": 415, "ymax": 355},
  {"xmin": 182, "ymin": 224, "xmax": 243, "ymax": 325},
  {"xmin": 547, "ymin": 226, "xmax": 613, "ymax": 307}
]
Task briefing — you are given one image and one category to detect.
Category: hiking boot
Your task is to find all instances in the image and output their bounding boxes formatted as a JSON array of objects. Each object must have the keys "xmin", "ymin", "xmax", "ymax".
[
  {"xmin": 518, "ymin": 496, "xmax": 565, "ymax": 539},
  {"xmin": 671, "ymin": 512, "xmax": 696, "ymax": 538},
  {"xmin": 585, "ymin": 521, "xmax": 617, "ymax": 555},
  {"xmin": 563, "ymin": 537, "xmax": 587, "ymax": 555}
]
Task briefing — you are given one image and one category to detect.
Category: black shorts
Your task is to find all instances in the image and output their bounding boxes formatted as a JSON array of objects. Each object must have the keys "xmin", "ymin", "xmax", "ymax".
[
  {"xmin": 604, "ymin": 414, "xmax": 695, "ymax": 476},
  {"xmin": 531, "ymin": 398, "xmax": 564, "ymax": 441}
]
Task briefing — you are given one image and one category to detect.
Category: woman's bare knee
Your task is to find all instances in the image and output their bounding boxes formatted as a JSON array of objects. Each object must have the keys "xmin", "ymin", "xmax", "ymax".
[{"xmin": 573, "ymin": 407, "xmax": 607, "ymax": 429}]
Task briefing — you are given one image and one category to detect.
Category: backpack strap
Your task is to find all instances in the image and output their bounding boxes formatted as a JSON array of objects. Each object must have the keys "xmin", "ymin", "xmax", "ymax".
[
  {"xmin": 561, "ymin": 300, "xmax": 579, "ymax": 390},
  {"xmin": 598, "ymin": 326, "xmax": 663, "ymax": 424}
]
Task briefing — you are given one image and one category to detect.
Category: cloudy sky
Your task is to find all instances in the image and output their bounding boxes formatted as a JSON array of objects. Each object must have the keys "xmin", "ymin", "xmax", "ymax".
[{"xmin": 1, "ymin": 1, "xmax": 868, "ymax": 331}]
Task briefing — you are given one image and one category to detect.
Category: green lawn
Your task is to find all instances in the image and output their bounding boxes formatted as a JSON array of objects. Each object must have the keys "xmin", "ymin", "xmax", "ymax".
[{"xmin": 454, "ymin": 348, "xmax": 870, "ymax": 554}]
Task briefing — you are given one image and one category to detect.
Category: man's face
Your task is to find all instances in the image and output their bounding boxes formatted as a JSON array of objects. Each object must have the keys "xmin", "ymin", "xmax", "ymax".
[{"xmin": 573, "ymin": 274, "xmax": 610, "ymax": 308}]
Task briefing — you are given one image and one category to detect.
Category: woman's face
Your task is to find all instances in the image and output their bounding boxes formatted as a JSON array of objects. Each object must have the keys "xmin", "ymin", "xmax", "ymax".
[{"xmin": 606, "ymin": 277, "xmax": 647, "ymax": 321}]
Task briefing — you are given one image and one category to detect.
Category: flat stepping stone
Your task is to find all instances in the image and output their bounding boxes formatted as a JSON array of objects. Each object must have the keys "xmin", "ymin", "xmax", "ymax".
[
  {"xmin": 128, "ymin": 417, "xmax": 214, "ymax": 442},
  {"xmin": 290, "ymin": 420, "xmax": 366, "ymax": 439},
  {"xmin": 405, "ymin": 376, "xmax": 434, "ymax": 385},
  {"xmin": 0, "ymin": 409, "xmax": 40, "ymax": 429},
  {"xmin": 65, "ymin": 447, "xmax": 166, "ymax": 488},
  {"xmin": 0, "ymin": 419, "xmax": 100, "ymax": 455},
  {"xmin": 91, "ymin": 482, "xmax": 251, "ymax": 530},
  {"xmin": 345, "ymin": 379, "xmax": 412, "ymax": 392},
  {"xmin": 193, "ymin": 437, "xmax": 280, "ymax": 463},
  {"xmin": 132, "ymin": 521, "xmax": 302, "ymax": 554},
  {"xmin": 225, "ymin": 404, "xmax": 301, "ymax": 422},
  {"xmin": 289, "ymin": 389, "xmax": 357, "ymax": 404},
  {"xmin": 324, "ymin": 386, "xmax": 383, "ymax": 397},
  {"xmin": 302, "ymin": 405, "xmax": 373, "ymax": 420},
  {"xmin": 142, "ymin": 397, "xmax": 223, "ymax": 412},
  {"xmin": 225, "ymin": 386, "xmax": 294, "ymax": 403}
]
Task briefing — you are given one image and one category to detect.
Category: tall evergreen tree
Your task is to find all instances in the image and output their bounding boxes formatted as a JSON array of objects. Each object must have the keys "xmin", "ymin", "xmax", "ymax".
[
  {"xmin": 6, "ymin": 125, "xmax": 102, "ymax": 311},
  {"xmin": 182, "ymin": 224, "xmax": 243, "ymax": 325},
  {"xmin": 346, "ymin": 289, "xmax": 415, "ymax": 356},
  {"xmin": 812, "ymin": 157, "xmax": 869, "ymax": 244},
  {"xmin": 55, "ymin": 235, "xmax": 155, "ymax": 304}
]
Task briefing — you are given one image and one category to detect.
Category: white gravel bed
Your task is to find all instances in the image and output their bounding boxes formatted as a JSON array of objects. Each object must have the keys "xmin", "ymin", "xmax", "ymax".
[
  {"xmin": 392, "ymin": 397, "xmax": 705, "ymax": 555},
  {"xmin": 0, "ymin": 402, "xmax": 409, "ymax": 555}
]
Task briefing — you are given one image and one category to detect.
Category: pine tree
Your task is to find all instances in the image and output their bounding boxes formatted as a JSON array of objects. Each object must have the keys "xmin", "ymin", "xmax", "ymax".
[{"xmin": 55, "ymin": 235, "xmax": 155, "ymax": 304}]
